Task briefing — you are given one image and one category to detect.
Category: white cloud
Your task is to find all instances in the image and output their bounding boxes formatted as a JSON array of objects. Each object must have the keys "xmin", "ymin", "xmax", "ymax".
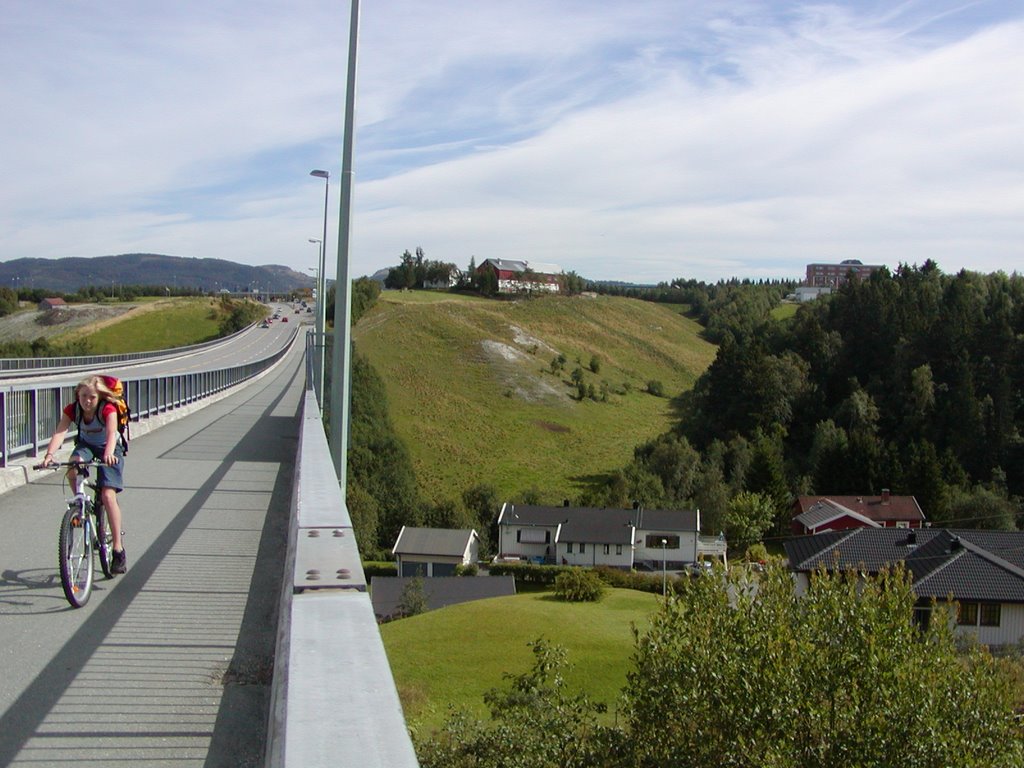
[{"xmin": 0, "ymin": 1, "xmax": 1021, "ymax": 284}]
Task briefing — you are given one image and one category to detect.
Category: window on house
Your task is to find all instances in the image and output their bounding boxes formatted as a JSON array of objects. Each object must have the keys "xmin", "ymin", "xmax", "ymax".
[
  {"xmin": 980, "ymin": 603, "xmax": 1001, "ymax": 627},
  {"xmin": 566, "ymin": 543, "xmax": 573, "ymax": 554},
  {"xmin": 912, "ymin": 606, "xmax": 931, "ymax": 632},
  {"xmin": 645, "ymin": 535, "xmax": 679, "ymax": 549},
  {"xmin": 519, "ymin": 528, "xmax": 548, "ymax": 544},
  {"xmin": 603, "ymin": 544, "xmax": 610, "ymax": 555},
  {"xmin": 580, "ymin": 543, "xmax": 586, "ymax": 554},
  {"xmin": 616, "ymin": 544, "xmax": 622, "ymax": 555},
  {"xmin": 958, "ymin": 602, "xmax": 979, "ymax": 626}
]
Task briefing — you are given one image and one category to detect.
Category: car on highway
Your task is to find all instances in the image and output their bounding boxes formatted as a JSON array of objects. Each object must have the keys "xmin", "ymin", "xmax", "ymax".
[
  {"xmin": 260, "ymin": 321, "xmax": 270, "ymax": 328},
  {"xmin": 282, "ymin": 316, "xmax": 288, "ymax": 322}
]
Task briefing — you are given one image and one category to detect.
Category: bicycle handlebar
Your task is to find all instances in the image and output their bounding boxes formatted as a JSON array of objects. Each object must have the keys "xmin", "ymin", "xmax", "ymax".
[{"xmin": 32, "ymin": 460, "xmax": 105, "ymax": 471}]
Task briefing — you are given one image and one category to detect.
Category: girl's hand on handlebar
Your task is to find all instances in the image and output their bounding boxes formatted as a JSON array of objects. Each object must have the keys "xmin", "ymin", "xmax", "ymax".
[{"xmin": 103, "ymin": 451, "xmax": 118, "ymax": 466}]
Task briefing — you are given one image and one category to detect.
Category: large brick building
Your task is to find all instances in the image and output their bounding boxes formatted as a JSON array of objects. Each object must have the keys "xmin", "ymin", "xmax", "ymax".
[{"xmin": 805, "ymin": 259, "xmax": 884, "ymax": 288}]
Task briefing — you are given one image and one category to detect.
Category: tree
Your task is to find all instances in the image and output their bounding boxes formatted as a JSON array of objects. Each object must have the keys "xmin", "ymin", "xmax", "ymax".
[
  {"xmin": 723, "ymin": 490, "xmax": 774, "ymax": 552},
  {"xmin": 347, "ymin": 353, "xmax": 421, "ymax": 548},
  {"xmin": 416, "ymin": 639, "xmax": 615, "ymax": 768},
  {"xmin": 345, "ymin": 481, "xmax": 380, "ymax": 558},
  {"xmin": 463, "ymin": 483, "xmax": 500, "ymax": 555},
  {"xmin": 397, "ymin": 577, "xmax": 427, "ymax": 618},
  {"xmin": 554, "ymin": 569, "xmax": 605, "ymax": 602},
  {"xmin": 622, "ymin": 563, "xmax": 1024, "ymax": 768}
]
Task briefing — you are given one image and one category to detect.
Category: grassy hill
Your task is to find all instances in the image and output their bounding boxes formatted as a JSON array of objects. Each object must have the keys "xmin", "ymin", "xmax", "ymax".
[
  {"xmin": 380, "ymin": 587, "xmax": 659, "ymax": 734},
  {"xmin": 352, "ymin": 291, "xmax": 717, "ymax": 505},
  {"xmin": 0, "ymin": 296, "xmax": 268, "ymax": 354},
  {"xmin": 56, "ymin": 297, "xmax": 229, "ymax": 353}
]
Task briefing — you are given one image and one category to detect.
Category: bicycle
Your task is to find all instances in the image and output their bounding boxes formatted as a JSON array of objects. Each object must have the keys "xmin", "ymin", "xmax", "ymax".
[{"xmin": 34, "ymin": 460, "xmax": 115, "ymax": 608}]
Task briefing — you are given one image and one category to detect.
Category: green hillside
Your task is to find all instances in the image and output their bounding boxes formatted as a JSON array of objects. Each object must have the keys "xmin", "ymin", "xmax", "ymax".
[
  {"xmin": 380, "ymin": 588, "xmax": 658, "ymax": 733},
  {"xmin": 58, "ymin": 297, "xmax": 226, "ymax": 353},
  {"xmin": 352, "ymin": 292, "xmax": 717, "ymax": 504}
]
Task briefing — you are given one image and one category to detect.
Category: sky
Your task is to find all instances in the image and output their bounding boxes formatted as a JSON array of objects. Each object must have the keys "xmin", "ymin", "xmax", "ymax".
[{"xmin": 1, "ymin": 0, "xmax": 1022, "ymax": 285}]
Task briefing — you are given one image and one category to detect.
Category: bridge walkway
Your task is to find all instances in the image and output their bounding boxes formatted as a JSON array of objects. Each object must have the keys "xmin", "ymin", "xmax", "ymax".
[{"xmin": 0, "ymin": 340, "xmax": 304, "ymax": 767}]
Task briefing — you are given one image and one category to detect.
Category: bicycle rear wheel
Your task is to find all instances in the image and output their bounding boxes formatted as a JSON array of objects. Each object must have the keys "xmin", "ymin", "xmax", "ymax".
[
  {"xmin": 96, "ymin": 505, "xmax": 113, "ymax": 579},
  {"xmin": 58, "ymin": 503, "xmax": 94, "ymax": 608}
]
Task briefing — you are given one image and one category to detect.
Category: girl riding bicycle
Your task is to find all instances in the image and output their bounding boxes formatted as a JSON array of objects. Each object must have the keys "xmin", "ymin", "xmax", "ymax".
[{"xmin": 42, "ymin": 374, "xmax": 128, "ymax": 573}]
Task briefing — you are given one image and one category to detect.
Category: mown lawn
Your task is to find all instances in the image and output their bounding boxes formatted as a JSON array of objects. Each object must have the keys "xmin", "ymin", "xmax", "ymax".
[{"xmin": 380, "ymin": 587, "xmax": 659, "ymax": 735}]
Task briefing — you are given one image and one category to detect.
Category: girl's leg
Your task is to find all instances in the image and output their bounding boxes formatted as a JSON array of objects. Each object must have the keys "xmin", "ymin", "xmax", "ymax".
[{"xmin": 100, "ymin": 486, "xmax": 124, "ymax": 552}]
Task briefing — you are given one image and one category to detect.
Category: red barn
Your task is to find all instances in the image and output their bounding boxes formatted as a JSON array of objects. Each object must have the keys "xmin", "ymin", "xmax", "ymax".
[{"xmin": 476, "ymin": 259, "xmax": 561, "ymax": 295}]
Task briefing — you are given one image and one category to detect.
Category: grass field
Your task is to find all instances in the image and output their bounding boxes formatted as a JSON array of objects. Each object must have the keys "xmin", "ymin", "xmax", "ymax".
[
  {"xmin": 353, "ymin": 292, "xmax": 717, "ymax": 504},
  {"xmin": 56, "ymin": 298, "xmax": 230, "ymax": 353},
  {"xmin": 770, "ymin": 302, "xmax": 799, "ymax": 321},
  {"xmin": 380, "ymin": 587, "xmax": 659, "ymax": 734}
]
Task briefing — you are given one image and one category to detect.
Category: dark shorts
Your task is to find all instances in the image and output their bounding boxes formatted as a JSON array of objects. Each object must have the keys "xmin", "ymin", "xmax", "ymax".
[{"xmin": 70, "ymin": 444, "xmax": 125, "ymax": 491}]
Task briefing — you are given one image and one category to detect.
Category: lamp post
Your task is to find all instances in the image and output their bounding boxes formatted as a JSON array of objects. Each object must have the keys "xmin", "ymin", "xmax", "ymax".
[
  {"xmin": 308, "ymin": 239, "xmax": 324, "ymax": 403},
  {"xmin": 661, "ymin": 539, "xmax": 668, "ymax": 597},
  {"xmin": 309, "ymin": 169, "xmax": 329, "ymax": 408},
  {"xmin": 328, "ymin": 0, "xmax": 360, "ymax": 485}
]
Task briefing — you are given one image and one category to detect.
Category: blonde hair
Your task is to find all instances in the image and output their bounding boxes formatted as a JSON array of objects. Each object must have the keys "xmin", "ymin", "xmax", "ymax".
[{"xmin": 75, "ymin": 374, "xmax": 117, "ymax": 402}]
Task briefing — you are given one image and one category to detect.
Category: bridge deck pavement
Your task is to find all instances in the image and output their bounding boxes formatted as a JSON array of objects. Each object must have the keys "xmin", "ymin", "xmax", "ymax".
[{"xmin": 0, "ymin": 343, "xmax": 304, "ymax": 767}]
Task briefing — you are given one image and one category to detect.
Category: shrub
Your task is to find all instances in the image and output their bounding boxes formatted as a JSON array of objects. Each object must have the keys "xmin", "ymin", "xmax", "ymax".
[
  {"xmin": 646, "ymin": 379, "xmax": 665, "ymax": 397},
  {"xmin": 554, "ymin": 569, "xmax": 606, "ymax": 602},
  {"xmin": 744, "ymin": 542, "xmax": 769, "ymax": 563}
]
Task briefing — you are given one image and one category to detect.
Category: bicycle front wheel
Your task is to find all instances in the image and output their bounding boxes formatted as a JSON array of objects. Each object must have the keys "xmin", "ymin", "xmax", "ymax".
[
  {"xmin": 58, "ymin": 503, "xmax": 94, "ymax": 608},
  {"xmin": 96, "ymin": 505, "xmax": 113, "ymax": 579}
]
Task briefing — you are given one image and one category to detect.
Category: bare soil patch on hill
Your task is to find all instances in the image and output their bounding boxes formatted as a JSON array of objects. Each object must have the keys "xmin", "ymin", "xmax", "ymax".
[{"xmin": 0, "ymin": 301, "xmax": 168, "ymax": 344}]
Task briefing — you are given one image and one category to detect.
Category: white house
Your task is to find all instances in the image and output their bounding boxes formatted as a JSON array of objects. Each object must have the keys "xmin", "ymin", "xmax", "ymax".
[
  {"xmin": 496, "ymin": 503, "xmax": 726, "ymax": 570},
  {"xmin": 392, "ymin": 527, "xmax": 479, "ymax": 577}
]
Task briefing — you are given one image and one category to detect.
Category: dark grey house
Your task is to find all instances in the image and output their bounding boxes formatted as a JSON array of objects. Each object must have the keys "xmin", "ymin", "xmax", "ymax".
[{"xmin": 785, "ymin": 528, "xmax": 1024, "ymax": 647}]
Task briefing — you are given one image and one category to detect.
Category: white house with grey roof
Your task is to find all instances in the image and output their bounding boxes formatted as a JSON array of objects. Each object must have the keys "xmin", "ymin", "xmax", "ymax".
[
  {"xmin": 785, "ymin": 528, "xmax": 1024, "ymax": 647},
  {"xmin": 392, "ymin": 526, "xmax": 479, "ymax": 577},
  {"xmin": 497, "ymin": 503, "xmax": 727, "ymax": 570}
]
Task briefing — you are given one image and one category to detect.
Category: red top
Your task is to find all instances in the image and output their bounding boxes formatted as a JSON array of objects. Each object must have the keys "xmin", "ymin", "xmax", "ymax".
[{"xmin": 63, "ymin": 401, "xmax": 117, "ymax": 421}]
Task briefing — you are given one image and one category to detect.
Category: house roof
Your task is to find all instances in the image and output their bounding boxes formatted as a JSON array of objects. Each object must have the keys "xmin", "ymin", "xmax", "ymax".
[
  {"xmin": 560, "ymin": 510, "xmax": 637, "ymax": 545},
  {"xmin": 479, "ymin": 258, "xmax": 562, "ymax": 276},
  {"xmin": 636, "ymin": 507, "xmax": 699, "ymax": 533},
  {"xmin": 794, "ymin": 499, "xmax": 881, "ymax": 531},
  {"xmin": 794, "ymin": 494, "xmax": 925, "ymax": 524},
  {"xmin": 499, "ymin": 503, "xmax": 698, "ymax": 543},
  {"xmin": 392, "ymin": 527, "xmax": 477, "ymax": 558},
  {"xmin": 370, "ymin": 575, "xmax": 517, "ymax": 620},
  {"xmin": 784, "ymin": 528, "xmax": 1024, "ymax": 604}
]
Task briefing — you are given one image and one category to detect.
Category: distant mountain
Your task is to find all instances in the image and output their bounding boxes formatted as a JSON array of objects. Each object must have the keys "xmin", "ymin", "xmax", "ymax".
[{"xmin": 0, "ymin": 253, "xmax": 316, "ymax": 294}]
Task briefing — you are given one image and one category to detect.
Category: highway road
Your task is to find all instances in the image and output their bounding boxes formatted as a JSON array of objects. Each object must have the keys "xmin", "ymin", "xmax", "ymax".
[
  {"xmin": 1, "ymin": 301, "xmax": 310, "ymax": 386},
  {"xmin": 0, "ymin": 336, "xmax": 305, "ymax": 767}
]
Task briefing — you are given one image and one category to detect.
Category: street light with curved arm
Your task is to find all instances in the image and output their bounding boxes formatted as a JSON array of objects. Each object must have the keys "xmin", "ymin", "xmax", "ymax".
[{"xmin": 309, "ymin": 170, "xmax": 329, "ymax": 404}]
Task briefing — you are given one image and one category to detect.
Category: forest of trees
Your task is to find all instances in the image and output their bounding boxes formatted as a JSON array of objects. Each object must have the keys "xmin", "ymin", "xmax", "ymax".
[{"xmin": 581, "ymin": 261, "xmax": 1024, "ymax": 543}]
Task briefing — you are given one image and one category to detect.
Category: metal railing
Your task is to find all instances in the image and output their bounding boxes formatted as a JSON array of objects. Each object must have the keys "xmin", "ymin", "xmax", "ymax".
[
  {"xmin": 265, "ymin": 388, "xmax": 419, "ymax": 768},
  {"xmin": 0, "ymin": 323, "xmax": 258, "ymax": 376},
  {"xmin": 0, "ymin": 336, "xmax": 295, "ymax": 467}
]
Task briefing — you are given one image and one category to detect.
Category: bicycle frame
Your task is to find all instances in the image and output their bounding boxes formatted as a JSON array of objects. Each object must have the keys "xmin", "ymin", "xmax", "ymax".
[{"xmin": 38, "ymin": 461, "xmax": 113, "ymax": 608}]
